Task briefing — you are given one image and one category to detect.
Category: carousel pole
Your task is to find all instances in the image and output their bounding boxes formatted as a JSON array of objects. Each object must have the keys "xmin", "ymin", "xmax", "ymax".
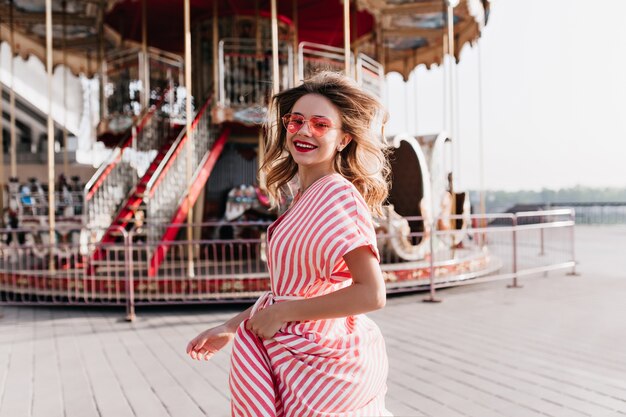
[
  {"xmin": 87, "ymin": 50, "xmax": 96, "ymax": 156},
  {"xmin": 441, "ymin": 1, "xmax": 448, "ymax": 139},
  {"xmin": 9, "ymin": 1, "xmax": 17, "ymax": 179},
  {"xmin": 45, "ymin": 0, "xmax": 56, "ymax": 271},
  {"xmin": 292, "ymin": 0, "xmax": 299, "ymax": 85},
  {"xmin": 446, "ymin": 0, "xmax": 457, "ymax": 189},
  {"xmin": 254, "ymin": 0, "xmax": 260, "ymax": 55},
  {"xmin": 98, "ymin": 1, "xmax": 105, "ymax": 125},
  {"xmin": 414, "ymin": 67, "xmax": 419, "ymax": 134},
  {"xmin": 352, "ymin": 2, "xmax": 361, "ymax": 84},
  {"xmin": 212, "ymin": 1, "xmax": 218, "ymax": 102},
  {"xmin": 477, "ymin": 40, "xmax": 486, "ymax": 233},
  {"xmin": 376, "ymin": 21, "xmax": 385, "ymax": 71},
  {"xmin": 376, "ymin": 20, "xmax": 385, "ymax": 106},
  {"xmin": 184, "ymin": 0, "xmax": 194, "ymax": 277},
  {"xmin": 253, "ymin": 0, "xmax": 265, "ymax": 189},
  {"xmin": 343, "ymin": 0, "xmax": 351, "ymax": 76},
  {"xmin": 444, "ymin": 0, "xmax": 457, "ymax": 236},
  {"xmin": 0, "ymin": 13, "xmax": 4, "ymax": 209},
  {"xmin": 141, "ymin": 0, "xmax": 149, "ymax": 110},
  {"xmin": 62, "ymin": 0, "xmax": 69, "ymax": 178},
  {"xmin": 254, "ymin": 0, "xmax": 261, "ymax": 103},
  {"xmin": 270, "ymin": 0, "xmax": 280, "ymax": 96}
]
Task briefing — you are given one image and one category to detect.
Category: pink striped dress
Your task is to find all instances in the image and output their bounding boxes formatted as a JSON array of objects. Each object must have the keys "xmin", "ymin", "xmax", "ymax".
[{"xmin": 229, "ymin": 173, "xmax": 391, "ymax": 417}]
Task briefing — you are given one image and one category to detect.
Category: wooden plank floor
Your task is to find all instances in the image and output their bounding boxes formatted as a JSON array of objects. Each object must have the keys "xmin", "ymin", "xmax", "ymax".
[{"xmin": 1, "ymin": 225, "xmax": 625, "ymax": 417}]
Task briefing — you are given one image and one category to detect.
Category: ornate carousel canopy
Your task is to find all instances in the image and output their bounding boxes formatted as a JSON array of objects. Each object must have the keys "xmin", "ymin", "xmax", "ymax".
[
  {"xmin": 0, "ymin": 0, "xmax": 489, "ymax": 79},
  {"xmin": 360, "ymin": 0, "xmax": 489, "ymax": 77},
  {"xmin": 104, "ymin": 0, "xmax": 376, "ymax": 54},
  {"xmin": 0, "ymin": 0, "xmax": 121, "ymax": 77}
]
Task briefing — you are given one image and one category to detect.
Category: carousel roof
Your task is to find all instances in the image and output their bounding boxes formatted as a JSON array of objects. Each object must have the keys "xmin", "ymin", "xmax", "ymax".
[{"xmin": 0, "ymin": 0, "xmax": 489, "ymax": 79}]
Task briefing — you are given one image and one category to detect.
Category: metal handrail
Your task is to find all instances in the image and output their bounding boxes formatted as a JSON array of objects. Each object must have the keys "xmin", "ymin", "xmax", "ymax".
[
  {"xmin": 515, "ymin": 209, "xmax": 574, "ymax": 218},
  {"xmin": 83, "ymin": 149, "xmax": 124, "ymax": 201},
  {"xmin": 218, "ymin": 38, "xmax": 293, "ymax": 108},
  {"xmin": 298, "ymin": 41, "xmax": 355, "ymax": 81},
  {"xmin": 356, "ymin": 52, "xmax": 384, "ymax": 99},
  {"xmin": 106, "ymin": 47, "xmax": 183, "ymax": 73},
  {"xmin": 144, "ymin": 94, "xmax": 213, "ymax": 196},
  {"xmin": 0, "ymin": 209, "xmax": 579, "ymax": 312},
  {"xmin": 84, "ymin": 91, "xmax": 169, "ymax": 201}
]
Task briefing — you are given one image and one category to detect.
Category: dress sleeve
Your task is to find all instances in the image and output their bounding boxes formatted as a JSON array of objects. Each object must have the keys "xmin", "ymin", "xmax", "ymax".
[{"xmin": 322, "ymin": 188, "xmax": 380, "ymax": 282}]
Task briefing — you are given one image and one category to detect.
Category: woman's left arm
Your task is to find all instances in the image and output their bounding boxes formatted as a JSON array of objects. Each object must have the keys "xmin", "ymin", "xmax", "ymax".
[{"xmin": 245, "ymin": 246, "xmax": 386, "ymax": 339}]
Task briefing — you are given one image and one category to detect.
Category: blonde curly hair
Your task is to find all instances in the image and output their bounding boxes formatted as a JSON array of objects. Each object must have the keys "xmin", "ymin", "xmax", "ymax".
[{"xmin": 260, "ymin": 71, "xmax": 390, "ymax": 215}]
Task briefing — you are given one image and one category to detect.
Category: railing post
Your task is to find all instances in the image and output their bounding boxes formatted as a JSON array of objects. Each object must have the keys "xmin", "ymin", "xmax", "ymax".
[
  {"xmin": 567, "ymin": 209, "xmax": 580, "ymax": 276},
  {"xmin": 297, "ymin": 43, "xmax": 304, "ymax": 82},
  {"xmin": 218, "ymin": 40, "xmax": 225, "ymax": 106},
  {"xmin": 125, "ymin": 230, "xmax": 136, "ymax": 322},
  {"xmin": 508, "ymin": 214, "xmax": 522, "ymax": 288},
  {"xmin": 423, "ymin": 218, "xmax": 442, "ymax": 303},
  {"xmin": 537, "ymin": 216, "xmax": 548, "ymax": 277}
]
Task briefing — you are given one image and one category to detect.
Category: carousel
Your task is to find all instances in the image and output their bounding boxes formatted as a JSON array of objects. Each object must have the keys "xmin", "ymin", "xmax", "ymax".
[{"xmin": 0, "ymin": 0, "xmax": 499, "ymax": 305}]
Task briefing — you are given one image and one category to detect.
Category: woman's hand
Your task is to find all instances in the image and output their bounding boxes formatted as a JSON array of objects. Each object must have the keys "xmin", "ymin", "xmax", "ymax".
[
  {"xmin": 245, "ymin": 304, "xmax": 285, "ymax": 340},
  {"xmin": 186, "ymin": 323, "xmax": 235, "ymax": 361}
]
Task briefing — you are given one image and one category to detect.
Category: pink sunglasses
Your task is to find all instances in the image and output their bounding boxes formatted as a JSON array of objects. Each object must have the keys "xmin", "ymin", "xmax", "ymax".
[{"xmin": 282, "ymin": 113, "xmax": 340, "ymax": 137}]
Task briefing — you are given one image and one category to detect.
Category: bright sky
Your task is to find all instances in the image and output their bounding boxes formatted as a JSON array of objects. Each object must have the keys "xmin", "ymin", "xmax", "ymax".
[{"xmin": 385, "ymin": 0, "xmax": 626, "ymax": 191}]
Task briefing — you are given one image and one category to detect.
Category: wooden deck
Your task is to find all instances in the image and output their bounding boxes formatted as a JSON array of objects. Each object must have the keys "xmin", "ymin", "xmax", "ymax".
[{"xmin": 1, "ymin": 225, "xmax": 625, "ymax": 417}]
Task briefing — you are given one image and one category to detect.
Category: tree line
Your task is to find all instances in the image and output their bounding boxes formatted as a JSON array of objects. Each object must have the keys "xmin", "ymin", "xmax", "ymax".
[{"xmin": 469, "ymin": 186, "xmax": 626, "ymax": 213}]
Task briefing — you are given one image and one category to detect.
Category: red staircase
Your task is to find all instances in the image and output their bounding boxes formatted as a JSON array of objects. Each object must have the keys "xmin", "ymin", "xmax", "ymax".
[
  {"xmin": 84, "ymin": 92, "xmax": 170, "ymax": 228},
  {"xmin": 90, "ymin": 94, "xmax": 226, "ymax": 275},
  {"xmin": 147, "ymin": 127, "xmax": 231, "ymax": 276},
  {"xmin": 97, "ymin": 127, "xmax": 183, "ymax": 246}
]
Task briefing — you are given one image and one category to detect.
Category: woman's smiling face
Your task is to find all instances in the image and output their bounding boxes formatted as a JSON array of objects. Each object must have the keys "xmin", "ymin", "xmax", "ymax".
[{"xmin": 285, "ymin": 94, "xmax": 349, "ymax": 173}]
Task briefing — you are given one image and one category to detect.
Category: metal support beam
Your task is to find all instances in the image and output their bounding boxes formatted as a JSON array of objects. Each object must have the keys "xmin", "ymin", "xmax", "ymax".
[
  {"xmin": 9, "ymin": 1, "xmax": 17, "ymax": 179},
  {"xmin": 46, "ymin": 0, "xmax": 56, "ymax": 271},
  {"xmin": 0, "ymin": 13, "xmax": 5, "ymax": 202},
  {"xmin": 477, "ymin": 40, "xmax": 486, "ymax": 228},
  {"xmin": 270, "ymin": 0, "xmax": 279, "ymax": 95},
  {"xmin": 141, "ymin": 0, "xmax": 149, "ymax": 110},
  {"xmin": 446, "ymin": 2, "xmax": 457, "ymax": 190},
  {"xmin": 381, "ymin": 2, "xmax": 444, "ymax": 15},
  {"xmin": 98, "ymin": 0, "xmax": 105, "ymax": 124},
  {"xmin": 0, "ymin": 6, "xmax": 94, "ymax": 26},
  {"xmin": 344, "ymin": 0, "xmax": 351, "ymax": 76},
  {"xmin": 292, "ymin": 0, "xmax": 299, "ymax": 85},
  {"xmin": 212, "ymin": 1, "xmax": 219, "ymax": 101},
  {"xmin": 184, "ymin": 0, "xmax": 194, "ymax": 277},
  {"xmin": 376, "ymin": 19, "xmax": 385, "ymax": 72},
  {"xmin": 352, "ymin": 1, "xmax": 360, "ymax": 83},
  {"xmin": 62, "ymin": 0, "xmax": 69, "ymax": 177}
]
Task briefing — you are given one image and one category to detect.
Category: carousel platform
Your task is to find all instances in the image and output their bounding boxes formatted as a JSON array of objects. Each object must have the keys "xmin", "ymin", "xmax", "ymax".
[
  {"xmin": 0, "ymin": 225, "xmax": 624, "ymax": 417},
  {"xmin": 0, "ymin": 241, "xmax": 498, "ymax": 303}
]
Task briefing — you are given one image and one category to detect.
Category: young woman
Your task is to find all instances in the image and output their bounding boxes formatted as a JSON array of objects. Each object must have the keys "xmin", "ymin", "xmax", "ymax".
[{"xmin": 187, "ymin": 71, "xmax": 392, "ymax": 417}]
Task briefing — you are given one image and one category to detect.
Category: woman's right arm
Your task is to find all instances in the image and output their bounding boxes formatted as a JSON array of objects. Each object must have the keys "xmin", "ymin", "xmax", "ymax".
[
  {"xmin": 223, "ymin": 305, "xmax": 254, "ymax": 332},
  {"xmin": 186, "ymin": 305, "xmax": 253, "ymax": 360}
]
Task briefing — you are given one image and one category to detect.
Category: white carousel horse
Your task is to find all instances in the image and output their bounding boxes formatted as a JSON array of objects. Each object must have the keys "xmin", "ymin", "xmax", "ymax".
[
  {"xmin": 0, "ymin": 216, "xmax": 81, "ymax": 263},
  {"xmin": 223, "ymin": 184, "xmax": 272, "ymax": 221},
  {"xmin": 374, "ymin": 204, "xmax": 431, "ymax": 262}
]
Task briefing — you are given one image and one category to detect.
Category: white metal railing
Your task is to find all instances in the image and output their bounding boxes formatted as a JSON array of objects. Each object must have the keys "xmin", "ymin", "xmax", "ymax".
[
  {"xmin": 84, "ymin": 147, "xmax": 135, "ymax": 230},
  {"xmin": 144, "ymin": 96, "xmax": 216, "ymax": 242},
  {"xmin": 104, "ymin": 47, "xmax": 184, "ymax": 124},
  {"xmin": 8, "ymin": 190, "xmax": 85, "ymax": 218},
  {"xmin": 84, "ymin": 103, "xmax": 171, "ymax": 231},
  {"xmin": 356, "ymin": 52, "xmax": 385, "ymax": 100},
  {"xmin": 298, "ymin": 42, "xmax": 354, "ymax": 82},
  {"xmin": 215, "ymin": 40, "xmax": 384, "ymax": 121},
  {"xmin": 0, "ymin": 210, "xmax": 578, "ymax": 318},
  {"xmin": 218, "ymin": 38, "xmax": 293, "ymax": 111}
]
